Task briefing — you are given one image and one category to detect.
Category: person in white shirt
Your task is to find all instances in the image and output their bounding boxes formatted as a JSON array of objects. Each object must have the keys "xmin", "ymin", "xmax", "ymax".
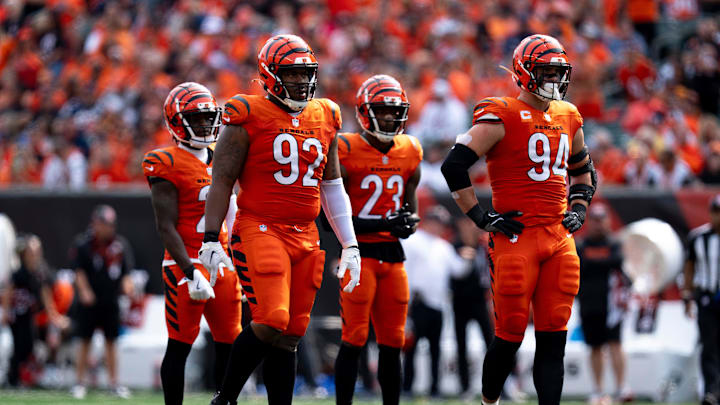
[
  {"xmin": 409, "ymin": 79, "xmax": 469, "ymax": 146},
  {"xmin": 401, "ymin": 205, "xmax": 466, "ymax": 397}
]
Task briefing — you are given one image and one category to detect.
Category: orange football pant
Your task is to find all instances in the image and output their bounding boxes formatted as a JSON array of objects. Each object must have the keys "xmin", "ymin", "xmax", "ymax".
[
  {"xmin": 340, "ymin": 258, "xmax": 409, "ymax": 348},
  {"xmin": 489, "ymin": 222, "xmax": 580, "ymax": 343},
  {"xmin": 162, "ymin": 261, "xmax": 243, "ymax": 344},
  {"xmin": 231, "ymin": 215, "xmax": 325, "ymax": 337}
]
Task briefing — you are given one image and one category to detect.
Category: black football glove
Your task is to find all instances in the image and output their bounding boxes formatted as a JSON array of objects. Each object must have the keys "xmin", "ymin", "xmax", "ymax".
[
  {"xmin": 387, "ymin": 203, "xmax": 420, "ymax": 239},
  {"xmin": 562, "ymin": 204, "xmax": 587, "ymax": 233},
  {"xmin": 467, "ymin": 205, "xmax": 524, "ymax": 238}
]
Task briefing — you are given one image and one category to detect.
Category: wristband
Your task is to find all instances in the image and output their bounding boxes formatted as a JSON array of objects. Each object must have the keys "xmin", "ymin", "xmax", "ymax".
[
  {"xmin": 182, "ymin": 264, "xmax": 195, "ymax": 279},
  {"xmin": 571, "ymin": 204, "xmax": 587, "ymax": 215},
  {"xmin": 466, "ymin": 204, "xmax": 485, "ymax": 228},
  {"xmin": 203, "ymin": 231, "xmax": 219, "ymax": 242}
]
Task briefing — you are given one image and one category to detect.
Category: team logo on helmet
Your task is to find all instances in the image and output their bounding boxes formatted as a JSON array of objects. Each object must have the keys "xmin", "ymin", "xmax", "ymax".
[
  {"xmin": 257, "ymin": 34, "xmax": 318, "ymax": 112},
  {"xmin": 355, "ymin": 75, "xmax": 410, "ymax": 143},
  {"xmin": 163, "ymin": 82, "xmax": 222, "ymax": 148},
  {"xmin": 510, "ymin": 34, "xmax": 572, "ymax": 101}
]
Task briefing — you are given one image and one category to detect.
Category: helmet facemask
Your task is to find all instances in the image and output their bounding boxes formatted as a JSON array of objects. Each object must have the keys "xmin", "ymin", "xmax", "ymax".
[
  {"xmin": 264, "ymin": 64, "xmax": 318, "ymax": 112},
  {"xmin": 172, "ymin": 105, "xmax": 222, "ymax": 149},
  {"xmin": 529, "ymin": 62, "xmax": 571, "ymax": 101},
  {"xmin": 359, "ymin": 102, "xmax": 409, "ymax": 143}
]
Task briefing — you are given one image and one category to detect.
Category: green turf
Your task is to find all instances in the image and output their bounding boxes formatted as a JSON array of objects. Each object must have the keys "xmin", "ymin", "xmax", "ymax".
[{"xmin": 0, "ymin": 390, "xmax": 698, "ymax": 405}]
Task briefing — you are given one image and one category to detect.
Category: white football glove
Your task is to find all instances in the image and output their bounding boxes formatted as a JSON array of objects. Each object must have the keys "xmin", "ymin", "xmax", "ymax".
[
  {"xmin": 178, "ymin": 269, "xmax": 215, "ymax": 301},
  {"xmin": 199, "ymin": 241, "xmax": 235, "ymax": 287},
  {"xmin": 336, "ymin": 246, "xmax": 361, "ymax": 293}
]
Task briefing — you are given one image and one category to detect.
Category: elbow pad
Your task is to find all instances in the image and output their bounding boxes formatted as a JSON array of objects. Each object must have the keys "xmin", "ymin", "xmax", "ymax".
[
  {"xmin": 567, "ymin": 156, "xmax": 598, "ymax": 190},
  {"xmin": 320, "ymin": 178, "xmax": 358, "ymax": 249},
  {"xmin": 441, "ymin": 144, "xmax": 479, "ymax": 192}
]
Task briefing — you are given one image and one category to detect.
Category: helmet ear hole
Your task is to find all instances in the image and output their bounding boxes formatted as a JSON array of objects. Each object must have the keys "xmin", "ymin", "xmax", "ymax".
[
  {"xmin": 524, "ymin": 61, "xmax": 532, "ymax": 70},
  {"xmin": 273, "ymin": 85, "xmax": 282, "ymax": 94},
  {"xmin": 527, "ymin": 82, "xmax": 535, "ymax": 90}
]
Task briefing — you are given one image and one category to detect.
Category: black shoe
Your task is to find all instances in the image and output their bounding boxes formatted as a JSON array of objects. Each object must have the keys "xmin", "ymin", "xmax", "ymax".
[{"xmin": 210, "ymin": 391, "xmax": 237, "ymax": 405}]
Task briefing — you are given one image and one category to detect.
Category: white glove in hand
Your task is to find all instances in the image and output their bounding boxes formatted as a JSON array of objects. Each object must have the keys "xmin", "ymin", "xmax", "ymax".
[
  {"xmin": 336, "ymin": 246, "xmax": 361, "ymax": 293},
  {"xmin": 199, "ymin": 241, "xmax": 235, "ymax": 287},
  {"xmin": 178, "ymin": 269, "xmax": 215, "ymax": 301}
]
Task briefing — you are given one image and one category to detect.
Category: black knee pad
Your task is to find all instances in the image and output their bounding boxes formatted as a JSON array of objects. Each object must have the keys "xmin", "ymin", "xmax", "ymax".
[
  {"xmin": 534, "ymin": 330, "xmax": 567, "ymax": 361},
  {"xmin": 377, "ymin": 344, "xmax": 401, "ymax": 382},
  {"xmin": 165, "ymin": 338, "xmax": 193, "ymax": 359}
]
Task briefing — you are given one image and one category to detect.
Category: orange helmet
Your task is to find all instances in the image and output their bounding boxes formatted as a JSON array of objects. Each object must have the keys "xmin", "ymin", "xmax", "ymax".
[
  {"xmin": 257, "ymin": 34, "xmax": 318, "ymax": 112},
  {"xmin": 163, "ymin": 82, "xmax": 222, "ymax": 148},
  {"xmin": 512, "ymin": 34, "xmax": 571, "ymax": 101},
  {"xmin": 355, "ymin": 75, "xmax": 410, "ymax": 143}
]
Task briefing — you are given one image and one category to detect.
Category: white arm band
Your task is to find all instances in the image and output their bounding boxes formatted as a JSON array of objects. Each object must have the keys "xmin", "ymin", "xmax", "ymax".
[
  {"xmin": 320, "ymin": 178, "xmax": 358, "ymax": 249},
  {"xmin": 224, "ymin": 193, "xmax": 238, "ymax": 235}
]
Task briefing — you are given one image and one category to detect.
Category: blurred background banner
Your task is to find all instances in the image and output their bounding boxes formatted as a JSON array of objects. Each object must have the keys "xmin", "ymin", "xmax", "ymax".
[{"xmin": 1, "ymin": 187, "xmax": 715, "ymax": 309}]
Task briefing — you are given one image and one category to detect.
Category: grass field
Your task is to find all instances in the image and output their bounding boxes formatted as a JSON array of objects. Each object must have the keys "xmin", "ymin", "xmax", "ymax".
[{"xmin": 0, "ymin": 390, "xmax": 698, "ymax": 405}]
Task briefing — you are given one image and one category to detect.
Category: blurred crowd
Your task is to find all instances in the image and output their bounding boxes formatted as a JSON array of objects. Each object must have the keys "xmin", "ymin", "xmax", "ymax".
[{"xmin": 1, "ymin": 0, "xmax": 720, "ymax": 190}]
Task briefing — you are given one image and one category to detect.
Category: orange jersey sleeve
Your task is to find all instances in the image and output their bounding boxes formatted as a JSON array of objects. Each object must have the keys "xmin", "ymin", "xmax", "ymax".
[
  {"xmin": 479, "ymin": 97, "xmax": 583, "ymax": 226},
  {"xmin": 143, "ymin": 146, "xmax": 228, "ymax": 261},
  {"xmin": 339, "ymin": 133, "xmax": 423, "ymax": 243},
  {"xmin": 222, "ymin": 94, "xmax": 251, "ymax": 126},
  {"xmin": 142, "ymin": 149, "xmax": 175, "ymax": 183},
  {"xmin": 233, "ymin": 96, "xmax": 341, "ymax": 225}
]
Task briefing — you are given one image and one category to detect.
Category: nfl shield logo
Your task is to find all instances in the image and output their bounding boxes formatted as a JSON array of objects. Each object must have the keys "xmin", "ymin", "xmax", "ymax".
[
  {"xmin": 543, "ymin": 113, "xmax": 552, "ymax": 122},
  {"xmin": 292, "ymin": 118, "xmax": 300, "ymax": 127},
  {"xmin": 382, "ymin": 156, "xmax": 389, "ymax": 165},
  {"xmin": 207, "ymin": 167, "xmax": 212, "ymax": 176},
  {"xmin": 259, "ymin": 224, "xmax": 267, "ymax": 232}
]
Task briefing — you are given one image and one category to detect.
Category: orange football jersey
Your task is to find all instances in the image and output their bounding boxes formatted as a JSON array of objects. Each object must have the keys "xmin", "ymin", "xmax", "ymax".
[
  {"xmin": 473, "ymin": 97, "xmax": 584, "ymax": 226},
  {"xmin": 223, "ymin": 95, "xmax": 342, "ymax": 225},
  {"xmin": 338, "ymin": 132, "xmax": 423, "ymax": 243},
  {"xmin": 142, "ymin": 146, "xmax": 228, "ymax": 261}
]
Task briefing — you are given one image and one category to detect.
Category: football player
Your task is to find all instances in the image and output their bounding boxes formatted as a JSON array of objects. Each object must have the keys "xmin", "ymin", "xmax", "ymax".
[
  {"xmin": 441, "ymin": 34, "xmax": 597, "ymax": 405},
  {"xmin": 334, "ymin": 74, "xmax": 421, "ymax": 405},
  {"xmin": 199, "ymin": 34, "xmax": 361, "ymax": 405},
  {"xmin": 143, "ymin": 82, "xmax": 242, "ymax": 405}
]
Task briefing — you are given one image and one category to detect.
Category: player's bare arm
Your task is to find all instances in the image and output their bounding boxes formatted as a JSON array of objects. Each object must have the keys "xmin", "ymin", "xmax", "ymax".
[
  {"xmin": 323, "ymin": 134, "xmax": 341, "ymax": 180},
  {"xmin": 199, "ymin": 124, "xmax": 248, "ymax": 278},
  {"xmin": 149, "ymin": 179, "xmax": 194, "ymax": 274},
  {"xmin": 404, "ymin": 165, "xmax": 421, "ymax": 213},
  {"xmin": 442, "ymin": 122, "xmax": 523, "ymax": 238},
  {"xmin": 562, "ymin": 127, "xmax": 598, "ymax": 233},
  {"xmin": 204, "ymin": 125, "xmax": 249, "ymax": 234},
  {"xmin": 387, "ymin": 164, "xmax": 422, "ymax": 239}
]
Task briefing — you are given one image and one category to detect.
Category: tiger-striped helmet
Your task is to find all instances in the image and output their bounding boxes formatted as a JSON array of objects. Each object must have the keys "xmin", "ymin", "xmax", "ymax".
[
  {"xmin": 512, "ymin": 34, "xmax": 572, "ymax": 101},
  {"xmin": 163, "ymin": 82, "xmax": 222, "ymax": 148},
  {"xmin": 355, "ymin": 75, "xmax": 410, "ymax": 143},
  {"xmin": 257, "ymin": 34, "xmax": 318, "ymax": 112}
]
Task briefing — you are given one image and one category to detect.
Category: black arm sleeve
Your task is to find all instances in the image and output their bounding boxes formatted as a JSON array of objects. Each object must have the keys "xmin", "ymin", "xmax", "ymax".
[
  {"xmin": 352, "ymin": 217, "xmax": 391, "ymax": 234},
  {"xmin": 441, "ymin": 144, "xmax": 479, "ymax": 192}
]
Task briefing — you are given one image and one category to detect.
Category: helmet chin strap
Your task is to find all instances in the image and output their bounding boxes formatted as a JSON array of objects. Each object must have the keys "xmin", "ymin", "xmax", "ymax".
[
  {"xmin": 365, "ymin": 128, "xmax": 395, "ymax": 143},
  {"xmin": 267, "ymin": 88, "xmax": 308, "ymax": 112}
]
